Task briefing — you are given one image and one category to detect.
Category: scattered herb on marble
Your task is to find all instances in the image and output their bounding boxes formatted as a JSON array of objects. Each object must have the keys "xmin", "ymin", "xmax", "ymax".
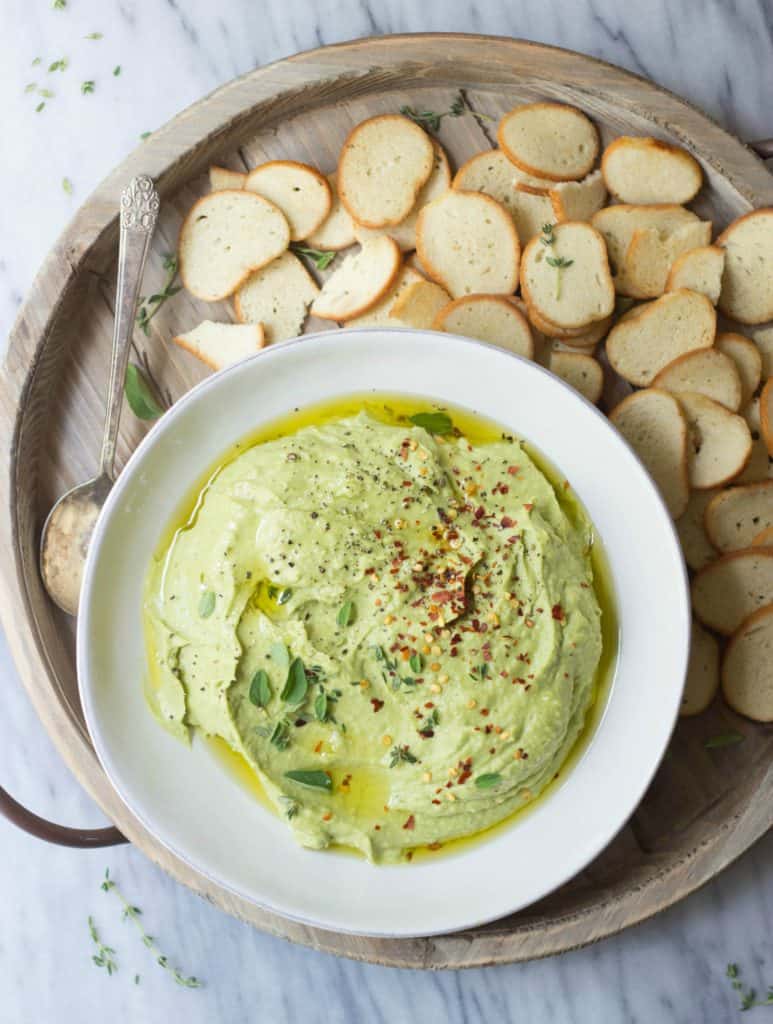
[
  {"xmin": 24, "ymin": 82, "xmax": 37, "ymax": 93},
  {"xmin": 409, "ymin": 411, "xmax": 453, "ymax": 435},
  {"xmin": 62, "ymin": 177, "xmax": 73, "ymax": 194},
  {"xmin": 35, "ymin": 102, "xmax": 45, "ymax": 113},
  {"xmin": 705, "ymin": 732, "xmax": 744, "ymax": 749},
  {"xmin": 290, "ymin": 243, "xmax": 336, "ymax": 271},
  {"xmin": 198, "ymin": 590, "xmax": 216, "ymax": 618},
  {"xmin": 31, "ymin": 56, "xmax": 42, "ymax": 66},
  {"xmin": 81, "ymin": 80, "xmax": 95, "ymax": 95},
  {"xmin": 85, "ymin": 32, "xmax": 103, "ymax": 40},
  {"xmin": 51, "ymin": 0, "xmax": 66, "ymax": 9},
  {"xmin": 284, "ymin": 769, "xmax": 332, "ymax": 791},
  {"xmin": 88, "ymin": 915, "xmax": 118, "ymax": 976},
  {"xmin": 136, "ymin": 253, "xmax": 181, "ymax": 334},
  {"xmin": 48, "ymin": 57, "xmax": 68, "ymax": 72},
  {"xmin": 337, "ymin": 600, "xmax": 354, "ymax": 627},
  {"xmin": 38, "ymin": 88, "xmax": 54, "ymax": 99},
  {"xmin": 101, "ymin": 870, "xmax": 202, "ymax": 988},
  {"xmin": 124, "ymin": 364, "xmax": 164, "ymax": 420},
  {"xmin": 389, "ymin": 744, "xmax": 418, "ymax": 767},
  {"xmin": 113, "ymin": 65, "xmax": 121, "ymax": 76},
  {"xmin": 140, "ymin": 131, "xmax": 151, "ymax": 140},
  {"xmin": 726, "ymin": 962, "xmax": 773, "ymax": 1011}
]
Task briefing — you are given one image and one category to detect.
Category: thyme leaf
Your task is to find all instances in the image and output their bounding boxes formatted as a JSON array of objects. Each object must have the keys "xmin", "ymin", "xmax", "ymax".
[
  {"xmin": 136, "ymin": 254, "xmax": 180, "ymax": 334},
  {"xmin": 290, "ymin": 243, "xmax": 336, "ymax": 271},
  {"xmin": 124, "ymin": 363, "xmax": 164, "ymax": 420}
]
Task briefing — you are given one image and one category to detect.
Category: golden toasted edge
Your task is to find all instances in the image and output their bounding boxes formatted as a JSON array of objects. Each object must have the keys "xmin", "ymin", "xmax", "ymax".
[
  {"xmin": 652, "ymin": 347, "xmax": 742, "ymax": 412},
  {"xmin": 431, "ymin": 293, "xmax": 535, "ymax": 359},
  {"xmin": 704, "ymin": 480, "xmax": 773, "ymax": 551},
  {"xmin": 415, "ymin": 190, "xmax": 521, "ymax": 296},
  {"xmin": 177, "ymin": 190, "xmax": 290, "ymax": 302},
  {"xmin": 761, "ymin": 377, "xmax": 773, "ymax": 457},
  {"xmin": 312, "ymin": 237, "xmax": 402, "ymax": 322},
  {"xmin": 691, "ymin": 546, "xmax": 773, "ymax": 635},
  {"xmin": 337, "ymin": 114, "xmax": 435, "ymax": 229},
  {"xmin": 716, "ymin": 208, "xmax": 773, "ymax": 324},
  {"xmin": 172, "ymin": 322, "xmax": 266, "ymax": 371},
  {"xmin": 600, "ymin": 136, "xmax": 703, "ymax": 203},
  {"xmin": 721, "ymin": 603, "xmax": 773, "ymax": 722},
  {"xmin": 497, "ymin": 102, "xmax": 600, "ymax": 183}
]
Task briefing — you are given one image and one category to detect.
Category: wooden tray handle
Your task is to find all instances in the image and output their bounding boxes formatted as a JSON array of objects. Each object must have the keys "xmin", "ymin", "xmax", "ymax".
[
  {"xmin": 751, "ymin": 138, "xmax": 773, "ymax": 159},
  {"xmin": 0, "ymin": 784, "xmax": 127, "ymax": 848}
]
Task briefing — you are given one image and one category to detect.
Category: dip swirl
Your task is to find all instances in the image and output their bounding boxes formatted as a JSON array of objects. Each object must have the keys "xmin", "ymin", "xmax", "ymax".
[{"xmin": 144, "ymin": 410, "xmax": 603, "ymax": 862}]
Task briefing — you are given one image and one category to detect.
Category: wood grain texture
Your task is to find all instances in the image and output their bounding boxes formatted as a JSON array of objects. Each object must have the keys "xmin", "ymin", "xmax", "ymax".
[{"xmin": 1, "ymin": 34, "xmax": 772, "ymax": 968}]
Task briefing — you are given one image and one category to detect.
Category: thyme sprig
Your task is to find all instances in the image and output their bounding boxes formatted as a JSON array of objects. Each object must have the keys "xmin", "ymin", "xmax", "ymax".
[
  {"xmin": 88, "ymin": 915, "xmax": 118, "ymax": 975},
  {"xmin": 726, "ymin": 962, "xmax": 773, "ymax": 1011},
  {"xmin": 101, "ymin": 870, "xmax": 201, "ymax": 988},
  {"xmin": 290, "ymin": 243, "xmax": 336, "ymax": 271},
  {"xmin": 136, "ymin": 253, "xmax": 181, "ymax": 334},
  {"xmin": 400, "ymin": 92, "xmax": 493, "ymax": 134}
]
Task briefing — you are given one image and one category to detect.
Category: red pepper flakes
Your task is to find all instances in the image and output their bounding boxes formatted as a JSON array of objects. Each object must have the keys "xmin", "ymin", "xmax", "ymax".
[
  {"xmin": 507, "ymin": 465, "xmax": 520, "ymax": 475},
  {"xmin": 427, "ymin": 841, "xmax": 442, "ymax": 851},
  {"xmin": 500, "ymin": 516, "xmax": 515, "ymax": 529},
  {"xmin": 552, "ymin": 604, "xmax": 565, "ymax": 622},
  {"xmin": 402, "ymin": 815, "xmax": 415, "ymax": 831},
  {"xmin": 370, "ymin": 698, "xmax": 384, "ymax": 712},
  {"xmin": 322, "ymin": 812, "xmax": 332, "ymax": 822},
  {"xmin": 431, "ymin": 799, "xmax": 441, "ymax": 805},
  {"xmin": 479, "ymin": 708, "xmax": 490, "ymax": 717},
  {"xmin": 374, "ymin": 824, "xmax": 381, "ymax": 831},
  {"xmin": 524, "ymin": 503, "xmax": 534, "ymax": 511}
]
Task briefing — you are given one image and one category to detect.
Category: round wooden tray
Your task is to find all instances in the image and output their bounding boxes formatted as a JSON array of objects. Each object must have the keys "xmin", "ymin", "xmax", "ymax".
[{"xmin": 2, "ymin": 34, "xmax": 772, "ymax": 968}]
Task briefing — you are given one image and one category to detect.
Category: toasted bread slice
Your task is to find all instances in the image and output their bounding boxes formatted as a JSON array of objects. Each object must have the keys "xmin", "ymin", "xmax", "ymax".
[
  {"xmin": 762, "ymin": 377, "xmax": 773, "ymax": 456},
  {"xmin": 680, "ymin": 392, "xmax": 752, "ymax": 489},
  {"xmin": 721, "ymin": 603, "xmax": 773, "ymax": 720},
  {"xmin": 591, "ymin": 204, "xmax": 701, "ymax": 270},
  {"xmin": 606, "ymin": 289, "xmax": 716, "ymax": 386},
  {"xmin": 753, "ymin": 525, "xmax": 773, "ymax": 546},
  {"xmin": 717, "ymin": 209, "xmax": 773, "ymax": 324},
  {"xmin": 305, "ymin": 173, "xmax": 356, "ymax": 251},
  {"xmin": 209, "ymin": 166, "xmax": 247, "ymax": 191},
  {"xmin": 715, "ymin": 332, "xmax": 762, "ymax": 408},
  {"xmin": 234, "ymin": 252, "xmax": 319, "ymax": 343},
  {"xmin": 705, "ymin": 480, "xmax": 773, "ymax": 552},
  {"xmin": 452, "ymin": 149, "xmax": 554, "ymax": 244},
  {"xmin": 748, "ymin": 323, "xmax": 773, "ymax": 379},
  {"xmin": 609, "ymin": 388, "xmax": 689, "ymax": 518},
  {"xmin": 735, "ymin": 439, "xmax": 773, "ymax": 485},
  {"xmin": 311, "ymin": 236, "xmax": 401, "ymax": 321},
  {"xmin": 521, "ymin": 222, "xmax": 614, "ymax": 330},
  {"xmin": 354, "ymin": 142, "xmax": 451, "ymax": 252},
  {"xmin": 680, "ymin": 620, "xmax": 720, "ymax": 717},
  {"xmin": 692, "ymin": 547, "xmax": 773, "ymax": 634},
  {"xmin": 527, "ymin": 306, "xmax": 613, "ymax": 346},
  {"xmin": 676, "ymin": 489, "xmax": 720, "ymax": 571},
  {"xmin": 433, "ymin": 294, "xmax": 534, "ymax": 359},
  {"xmin": 388, "ymin": 278, "xmax": 451, "ymax": 329},
  {"xmin": 602, "ymin": 136, "xmax": 703, "ymax": 205},
  {"xmin": 497, "ymin": 102, "xmax": 599, "ymax": 182},
  {"xmin": 346, "ymin": 266, "xmax": 424, "ymax": 328},
  {"xmin": 618, "ymin": 221, "xmax": 713, "ymax": 299},
  {"xmin": 665, "ymin": 245, "xmax": 724, "ymax": 305},
  {"xmin": 178, "ymin": 190, "xmax": 290, "ymax": 301},
  {"xmin": 653, "ymin": 348, "xmax": 742, "ymax": 412},
  {"xmin": 338, "ymin": 114, "xmax": 434, "ymax": 228},
  {"xmin": 548, "ymin": 351, "xmax": 603, "ymax": 404},
  {"xmin": 244, "ymin": 161, "xmax": 331, "ymax": 242},
  {"xmin": 416, "ymin": 190, "xmax": 520, "ymax": 298},
  {"xmin": 548, "ymin": 169, "xmax": 607, "ymax": 222},
  {"xmin": 172, "ymin": 320, "xmax": 265, "ymax": 371}
]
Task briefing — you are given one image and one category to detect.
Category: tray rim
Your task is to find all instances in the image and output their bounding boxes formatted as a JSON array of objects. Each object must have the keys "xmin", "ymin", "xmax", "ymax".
[{"xmin": 2, "ymin": 32, "xmax": 772, "ymax": 968}]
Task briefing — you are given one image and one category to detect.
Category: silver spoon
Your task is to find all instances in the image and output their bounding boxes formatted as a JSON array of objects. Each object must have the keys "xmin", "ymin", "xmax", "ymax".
[{"xmin": 40, "ymin": 175, "xmax": 160, "ymax": 615}]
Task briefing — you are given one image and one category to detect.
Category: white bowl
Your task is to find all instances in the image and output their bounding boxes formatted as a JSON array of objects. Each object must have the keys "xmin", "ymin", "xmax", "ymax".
[{"xmin": 78, "ymin": 329, "xmax": 689, "ymax": 938}]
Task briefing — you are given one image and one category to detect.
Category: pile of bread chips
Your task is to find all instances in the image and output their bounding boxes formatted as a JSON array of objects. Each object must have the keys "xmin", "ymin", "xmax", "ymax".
[{"xmin": 170, "ymin": 100, "xmax": 773, "ymax": 725}]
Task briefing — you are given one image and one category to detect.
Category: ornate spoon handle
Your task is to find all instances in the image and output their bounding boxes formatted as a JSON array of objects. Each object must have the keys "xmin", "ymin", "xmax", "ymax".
[{"xmin": 99, "ymin": 174, "xmax": 159, "ymax": 479}]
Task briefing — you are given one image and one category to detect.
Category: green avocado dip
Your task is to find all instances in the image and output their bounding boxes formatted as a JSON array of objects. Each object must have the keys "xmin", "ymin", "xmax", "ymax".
[{"xmin": 143, "ymin": 402, "xmax": 605, "ymax": 863}]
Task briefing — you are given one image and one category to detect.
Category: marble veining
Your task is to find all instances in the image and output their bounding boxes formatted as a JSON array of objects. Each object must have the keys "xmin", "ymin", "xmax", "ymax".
[{"xmin": 2, "ymin": 0, "xmax": 773, "ymax": 1020}]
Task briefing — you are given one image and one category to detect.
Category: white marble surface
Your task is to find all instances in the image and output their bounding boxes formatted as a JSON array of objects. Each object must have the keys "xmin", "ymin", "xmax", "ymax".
[{"xmin": 2, "ymin": 1, "xmax": 773, "ymax": 1020}]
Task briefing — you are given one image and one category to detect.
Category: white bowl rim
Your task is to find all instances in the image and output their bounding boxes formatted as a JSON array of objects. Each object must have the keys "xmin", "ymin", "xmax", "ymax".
[{"xmin": 77, "ymin": 327, "xmax": 690, "ymax": 938}]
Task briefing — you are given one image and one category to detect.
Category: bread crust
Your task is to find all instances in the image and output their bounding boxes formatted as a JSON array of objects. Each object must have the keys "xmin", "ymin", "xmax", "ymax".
[
  {"xmin": 601, "ymin": 136, "xmax": 702, "ymax": 205},
  {"xmin": 692, "ymin": 547, "xmax": 773, "ymax": 635},
  {"xmin": 338, "ymin": 114, "xmax": 434, "ymax": 228},
  {"xmin": 497, "ymin": 102, "xmax": 599, "ymax": 182},
  {"xmin": 721, "ymin": 603, "xmax": 773, "ymax": 721}
]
